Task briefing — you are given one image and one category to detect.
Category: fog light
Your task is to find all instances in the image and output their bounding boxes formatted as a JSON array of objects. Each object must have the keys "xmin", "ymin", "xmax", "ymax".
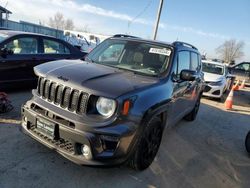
[
  {"xmin": 81, "ymin": 144, "xmax": 91, "ymax": 159},
  {"xmin": 22, "ymin": 117, "xmax": 27, "ymax": 126}
]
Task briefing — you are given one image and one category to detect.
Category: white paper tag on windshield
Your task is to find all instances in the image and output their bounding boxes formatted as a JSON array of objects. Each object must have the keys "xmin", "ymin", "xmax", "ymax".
[{"xmin": 149, "ymin": 48, "xmax": 171, "ymax": 56}]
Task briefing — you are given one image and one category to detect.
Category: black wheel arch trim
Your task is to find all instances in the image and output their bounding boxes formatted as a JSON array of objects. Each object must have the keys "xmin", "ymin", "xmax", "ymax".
[
  {"xmin": 141, "ymin": 99, "xmax": 171, "ymax": 128},
  {"xmin": 124, "ymin": 99, "xmax": 171, "ymax": 164}
]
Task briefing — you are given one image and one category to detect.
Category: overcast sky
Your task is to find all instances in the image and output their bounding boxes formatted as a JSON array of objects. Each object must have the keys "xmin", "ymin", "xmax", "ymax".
[{"xmin": 2, "ymin": 0, "xmax": 249, "ymax": 62}]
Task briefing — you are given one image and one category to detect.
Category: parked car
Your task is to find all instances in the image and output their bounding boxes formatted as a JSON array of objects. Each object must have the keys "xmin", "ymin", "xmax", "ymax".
[
  {"xmin": 202, "ymin": 60, "xmax": 232, "ymax": 100},
  {"xmin": 21, "ymin": 35, "xmax": 204, "ymax": 170},
  {"xmin": 228, "ymin": 62, "xmax": 250, "ymax": 85},
  {"xmin": 0, "ymin": 30, "xmax": 87, "ymax": 90},
  {"xmin": 246, "ymin": 131, "xmax": 250, "ymax": 153}
]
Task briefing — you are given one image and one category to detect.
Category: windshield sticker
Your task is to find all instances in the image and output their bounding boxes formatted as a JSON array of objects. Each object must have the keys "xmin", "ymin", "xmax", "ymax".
[{"xmin": 149, "ymin": 48, "xmax": 171, "ymax": 56}]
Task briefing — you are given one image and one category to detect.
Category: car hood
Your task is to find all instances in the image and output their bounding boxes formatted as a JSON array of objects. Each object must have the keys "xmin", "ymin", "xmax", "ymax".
[
  {"xmin": 203, "ymin": 72, "xmax": 225, "ymax": 82},
  {"xmin": 34, "ymin": 60, "xmax": 159, "ymax": 98}
]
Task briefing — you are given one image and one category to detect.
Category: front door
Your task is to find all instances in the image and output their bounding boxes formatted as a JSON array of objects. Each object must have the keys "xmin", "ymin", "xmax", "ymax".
[
  {"xmin": 0, "ymin": 36, "xmax": 39, "ymax": 88},
  {"xmin": 169, "ymin": 51, "xmax": 195, "ymax": 126}
]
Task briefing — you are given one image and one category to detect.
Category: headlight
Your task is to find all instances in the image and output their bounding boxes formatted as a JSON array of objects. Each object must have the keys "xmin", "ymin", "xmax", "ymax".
[
  {"xmin": 96, "ymin": 97, "xmax": 116, "ymax": 117},
  {"xmin": 209, "ymin": 80, "xmax": 223, "ymax": 86}
]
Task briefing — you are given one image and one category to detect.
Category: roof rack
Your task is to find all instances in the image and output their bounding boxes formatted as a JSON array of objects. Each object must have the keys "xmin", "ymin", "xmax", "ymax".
[
  {"xmin": 113, "ymin": 34, "xmax": 139, "ymax": 39},
  {"xmin": 172, "ymin": 41, "xmax": 198, "ymax": 50}
]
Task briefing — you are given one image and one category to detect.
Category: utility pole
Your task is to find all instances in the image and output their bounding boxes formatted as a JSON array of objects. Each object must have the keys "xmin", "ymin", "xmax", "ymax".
[{"xmin": 152, "ymin": 0, "xmax": 164, "ymax": 40}]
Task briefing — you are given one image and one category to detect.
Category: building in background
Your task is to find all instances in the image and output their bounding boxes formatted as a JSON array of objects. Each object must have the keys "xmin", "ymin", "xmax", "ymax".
[
  {"xmin": 64, "ymin": 30, "xmax": 110, "ymax": 52},
  {"xmin": 0, "ymin": 6, "xmax": 63, "ymax": 38},
  {"xmin": 0, "ymin": 5, "xmax": 12, "ymax": 28},
  {"xmin": 0, "ymin": 6, "xmax": 109, "ymax": 51}
]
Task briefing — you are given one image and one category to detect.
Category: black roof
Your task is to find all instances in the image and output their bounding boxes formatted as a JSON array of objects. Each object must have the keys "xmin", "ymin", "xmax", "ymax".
[
  {"xmin": 0, "ymin": 30, "xmax": 57, "ymax": 39},
  {"xmin": 111, "ymin": 34, "xmax": 199, "ymax": 52},
  {"xmin": 111, "ymin": 35, "xmax": 172, "ymax": 47},
  {"xmin": 0, "ymin": 6, "xmax": 12, "ymax": 14}
]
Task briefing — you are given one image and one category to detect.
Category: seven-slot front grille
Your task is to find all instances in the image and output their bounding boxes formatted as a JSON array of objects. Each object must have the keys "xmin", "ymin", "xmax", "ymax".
[{"xmin": 37, "ymin": 77, "xmax": 89, "ymax": 114}]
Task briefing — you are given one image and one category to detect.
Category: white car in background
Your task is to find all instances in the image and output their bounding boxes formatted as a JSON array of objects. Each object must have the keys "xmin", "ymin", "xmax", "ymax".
[{"xmin": 202, "ymin": 60, "xmax": 231, "ymax": 100}]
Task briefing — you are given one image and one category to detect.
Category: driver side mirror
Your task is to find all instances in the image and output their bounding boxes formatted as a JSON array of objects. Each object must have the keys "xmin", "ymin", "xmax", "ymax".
[
  {"xmin": 180, "ymin": 69, "xmax": 197, "ymax": 81},
  {"xmin": 0, "ymin": 48, "xmax": 14, "ymax": 58}
]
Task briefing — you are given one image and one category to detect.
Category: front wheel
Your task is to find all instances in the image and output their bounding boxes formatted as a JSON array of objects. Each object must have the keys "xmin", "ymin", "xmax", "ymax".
[
  {"xmin": 245, "ymin": 131, "xmax": 250, "ymax": 153},
  {"xmin": 129, "ymin": 116, "xmax": 163, "ymax": 171}
]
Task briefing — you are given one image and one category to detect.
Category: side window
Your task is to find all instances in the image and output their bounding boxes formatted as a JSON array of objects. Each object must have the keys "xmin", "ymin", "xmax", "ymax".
[
  {"xmin": 225, "ymin": 66, "xmax": 228, "ymax": 75},
  {"xmin": 5, "ymin": 37, "xmax": 38, "ymax": 54},
  {"xmin": 177, "ymin": 51, "xmax": 190, "ymax": 75},
  {"xmin": 245, "ymin": 64, "xmax": 250, "ymax": 71},
  {"xmin": 43, "ymin": 39, "xmax": 70, "ymax": 54},
  {"xmin": 235, "ymin": 64, "xmax": 243, "ymax": 70},
  {"xmin": 98, "ymin": 44, "xmax": 125, "ymax": 62},
  {"xmin": 191, "ymin": 52, "xmax": 199, "ymax": 71},
  {"xmin": 235, "ymin": 63, "xmax": 250, "ymax": 71}
]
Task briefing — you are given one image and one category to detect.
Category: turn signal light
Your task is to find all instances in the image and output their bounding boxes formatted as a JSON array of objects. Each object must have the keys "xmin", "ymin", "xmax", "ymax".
[{"xmin": 122, "ymin": 100, "xmax": 130, "ymax": 115}]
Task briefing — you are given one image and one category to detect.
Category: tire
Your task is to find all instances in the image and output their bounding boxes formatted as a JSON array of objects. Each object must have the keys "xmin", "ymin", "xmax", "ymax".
[
  {"xmin": 129, "ymin": 116, "xmax": 163, "ymax": 171},
  {"xmin": 245, "ymin": 131, "xmax": 250, "ymax": 153},
  {"xmin": 217, "ymin": 95, "xmax": 224, "ymax": 103},
  {"xmin": 184, "ymin": 96, "xmax": 201, "ymax": 121}
]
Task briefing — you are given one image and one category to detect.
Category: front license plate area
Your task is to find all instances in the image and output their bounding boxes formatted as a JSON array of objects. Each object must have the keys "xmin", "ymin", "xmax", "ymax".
[{"xmin": 36, "ymin": 118, "xmax": 55, "ymax": 139}]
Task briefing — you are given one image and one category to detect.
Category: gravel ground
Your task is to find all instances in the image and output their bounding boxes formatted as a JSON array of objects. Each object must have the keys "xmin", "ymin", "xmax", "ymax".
[{"xmin": 0, "ymin": 87, "xmax": 249, "ymax": 188}]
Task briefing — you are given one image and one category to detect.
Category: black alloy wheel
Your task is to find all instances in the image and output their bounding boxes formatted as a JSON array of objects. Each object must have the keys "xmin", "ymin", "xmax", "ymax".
[
  {"xmin": 130, "ymin": 117, "xmax": 163, "ymax": 170},
  {"xmin": 245, "ymin": 131, "xmax": 250, "ymax": 153}
]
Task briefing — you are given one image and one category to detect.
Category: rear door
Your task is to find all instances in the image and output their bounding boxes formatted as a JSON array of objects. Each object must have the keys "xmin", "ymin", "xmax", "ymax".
[
  {"xmin": 39, "ymin": 38, "xmax": 74, "ymax": 63},
  {"xmin": 0, "ymin": 35, "xmax": 39, "ymax": 85},
  {"xmin": 189, "ymin": 52, "xmax": 201, "ymax": 103}
]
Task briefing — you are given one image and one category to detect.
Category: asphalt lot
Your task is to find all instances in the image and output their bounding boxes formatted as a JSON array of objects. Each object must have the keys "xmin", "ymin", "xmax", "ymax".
[{"xmin": 0, "ymin": 88, "xmax": 250, "ymax": 188}]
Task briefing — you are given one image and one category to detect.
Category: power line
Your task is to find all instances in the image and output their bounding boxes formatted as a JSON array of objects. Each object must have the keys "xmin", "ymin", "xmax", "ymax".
[{"xmin": 127, "ymin": 0, "xmax": 153, "ymax": 33}]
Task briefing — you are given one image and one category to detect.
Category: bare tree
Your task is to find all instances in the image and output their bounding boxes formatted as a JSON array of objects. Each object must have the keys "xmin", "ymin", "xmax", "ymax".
[
  {"xmin": 216, "ymin": 39, "xmax": 245, "ymax": 64},
  {"xmin": 79, "ymin": 25, "xmax": 90, "ymax": 33},
  {"xmin": 48, "ymin": 12, "xmax": 74, "ymax": 30},
  {"xmin": 65, "ymin": 19, "xmax": 74, "ymax": 30}
]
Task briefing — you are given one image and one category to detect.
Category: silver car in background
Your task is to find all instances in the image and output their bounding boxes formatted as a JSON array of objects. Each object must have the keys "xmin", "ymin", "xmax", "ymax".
[{"xmin": 202, "ymin": 60, "xmax": 232, "ymax": 100}]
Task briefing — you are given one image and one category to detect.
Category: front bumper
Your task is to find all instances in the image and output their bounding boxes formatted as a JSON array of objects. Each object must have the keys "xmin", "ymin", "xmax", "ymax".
[
  {"xmin": 202, "ymin": 84, "xmax": 224, "ymax": 98},
  {"xmin": 21, "ymin": 104, "xmax": 138, "ymax": 166}
]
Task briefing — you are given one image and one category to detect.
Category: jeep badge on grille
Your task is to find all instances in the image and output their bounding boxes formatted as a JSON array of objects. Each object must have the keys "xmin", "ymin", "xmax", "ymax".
[{"xmin": 57, "ymin": 76, "xmax": 69, "ymax": 82}]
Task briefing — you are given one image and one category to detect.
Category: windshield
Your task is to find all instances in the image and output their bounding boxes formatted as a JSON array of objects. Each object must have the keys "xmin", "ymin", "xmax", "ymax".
[
  {"xmin": 86, "ymin": 39, "xmax": 171, "ymax": 76},
  {"xmin": 202, "ymin": 62, "xmax": 224, "ymax": 75},
  {"xmin": 0, "ymin": 33, "xmax": 9, "ymax": 43}
]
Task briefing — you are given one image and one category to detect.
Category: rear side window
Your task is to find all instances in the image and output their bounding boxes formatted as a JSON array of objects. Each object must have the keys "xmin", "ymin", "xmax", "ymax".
[
  {"xmin": 43, "ymin": 39, "xmax": 70, "ymax": 54},
  {"xmin": 177, "ymin": 51, "xmax": 190, "ymax": 75},
  {"xmin": 5, "ymin": 37, "xmax": 38, "ymax": 54}
]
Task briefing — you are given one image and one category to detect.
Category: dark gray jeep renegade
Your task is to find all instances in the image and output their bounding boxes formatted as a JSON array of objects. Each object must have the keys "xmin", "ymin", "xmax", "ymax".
[{"xmin": 21, "ymin": 35, "xmax": 204, "ymax": 170}]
